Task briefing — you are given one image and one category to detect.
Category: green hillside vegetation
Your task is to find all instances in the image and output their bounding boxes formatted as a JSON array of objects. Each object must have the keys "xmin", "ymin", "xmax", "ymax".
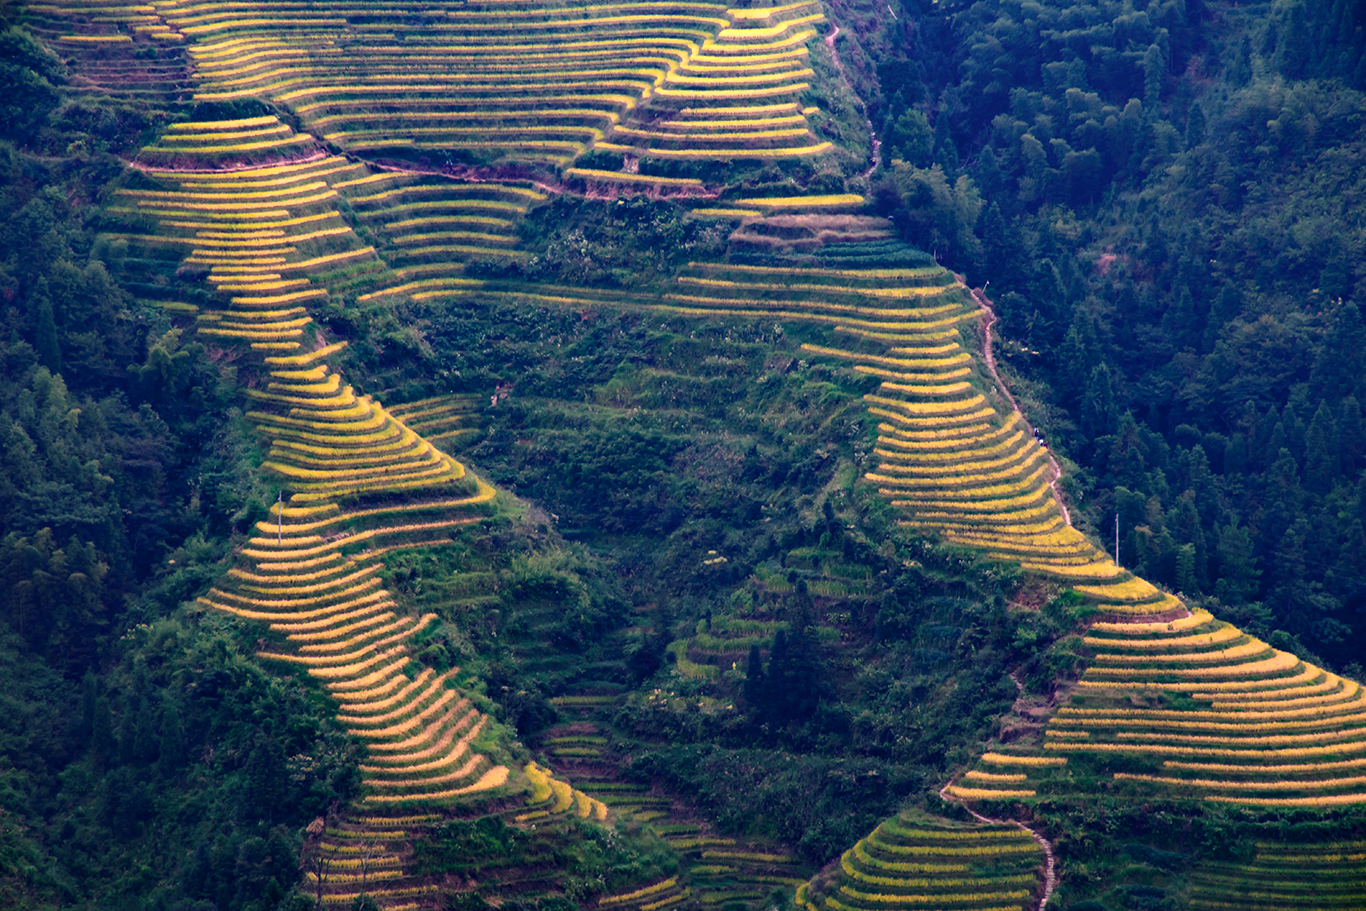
[{"xmin": 1, "ymin": 0, "xmax": 1365, "ymax": 910}]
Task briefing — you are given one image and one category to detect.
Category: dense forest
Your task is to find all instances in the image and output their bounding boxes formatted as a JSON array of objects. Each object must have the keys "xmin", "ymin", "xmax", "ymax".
[{"xmin": 0, "ymin": 0, "xmax": 1365, "ymax": 910}]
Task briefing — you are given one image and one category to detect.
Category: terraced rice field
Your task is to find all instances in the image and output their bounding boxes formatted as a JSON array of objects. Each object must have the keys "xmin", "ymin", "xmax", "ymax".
[
  {"xmin": 726, "ymin": 211, "xmax": 896, "ymax": 251},
  {"xmin": 944, "ymin": 608, "xmax": 1366, "ymax": 805},
  {"xmin": 596, "ymin": 875, "xmax": 689, "ymax": 911},
  {"xmin": 598, "ymin": 1, "xmax": 832, "ymax": 161},
  {"xmin": 686, "ymin": 615, "xmax": 787, "ymax": 662},
  {"xmin": 1053, "ymin": 610, "xmax": 1366, "ymax": 804},
  {"xmin": 664, "ymin": 560, "xmax": 852, "ymax": 679},
  {"xmin": 308, "ymin": 815, "xmax": 437, "ymax": 907},
  {"xmin": 110, "ymin": 117, "xmax": 554, "ymax": 312},
  {"xmin": 800, "ymin": 815, "xmax": 1043, "ymax": 911},
  {"xmin": 528, "ymin": 707, "xmax": 813, "ymax": 909},
  {"xmin": 66, "ymin": 18, "xmax": 1366, "ymax": 892},
  {"xmin": 1187, "ymin": 840, "xmax": 1366, "ymax": 910},
  {"xmin": 517, "ymin": 762, "xmax": 610, "ymax": 823},
  {"xmin": 387, "ymin": 394, "xmax": 486, "ymax": 447},
  {"xmin": 112, "ymin": 124, "xmax": 504, "ymax": 798},
  {"xmin": 108, "ymin": 116, "xmax": 386, "ymax": 313},
  {"xmin": 26, "ymin": 0, "xmax": 194, "ymax": 100},
  {"xmin": 426, "ymin": 219, "xmax": 1164, "ymax": 617},
  {"xmin": 76, "ymin": 0, "xmax": 832, "ymax": 169},
  {"xmin": 338, "ymin": 170, "xmax": 543, "ymax": 279},
  {"xmin": 193, "ymin": 334, "xmax": 509, "ymax": 809}
]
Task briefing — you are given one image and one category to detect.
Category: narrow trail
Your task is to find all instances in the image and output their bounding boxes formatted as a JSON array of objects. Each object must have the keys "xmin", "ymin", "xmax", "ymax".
[
  {"xmin": 123, "ymin": 150, "xmax": 328, "ymax": 174},
  {"xmin": 938, "ymin": 671, "xmax": 1058, "ymax": 911},
  {"xmin": 969, "ymin": 283, "xmax": 1072, "ymax": 528},
  {"xmin": 368, "ymin": 159, "xmax": 566, "ymax": 196},
  {"xmin": 823, "ymin": 25, "xmax": 881, "ymax": 179}
]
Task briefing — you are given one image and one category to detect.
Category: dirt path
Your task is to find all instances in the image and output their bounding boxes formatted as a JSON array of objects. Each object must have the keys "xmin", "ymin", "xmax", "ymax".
[
  {"xmin": 970, "ymin": 284, "xmax": 1072, "ymax": 528},
  {"xmin": 938, "ymin": 672, "xmax": 1058, "ymax": 910},
  {"xmin": 823, "ymin": 25, "xmax": 881, "ymax": 179},
  {"xmin": 123, "ymin": 150, "xmax": 328, "ymax": 174}
]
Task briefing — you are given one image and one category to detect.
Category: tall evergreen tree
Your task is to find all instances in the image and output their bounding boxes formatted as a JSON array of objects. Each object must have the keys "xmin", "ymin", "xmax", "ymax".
[
  {"xmin": 1080, "ymin": 363, "xmax": 1119, "ymax": 442},
  {"xmin": 1215, "ymin": 523, "xmax": 1261, "ymax": 604},
  {"xmin": 1304, "ymin": 402, "xmax": 1340, "ymax": 494},
  {"xmin": 1340, "ymin": 396, "xmax": 1364, "ymax": 472},
  {"xmin": 28, "ymin": 276, "xmax": 60, "ymax": 373},
  {"xmin": 743, "ymin": 643, "xmax": 765, "ymax": 709}
]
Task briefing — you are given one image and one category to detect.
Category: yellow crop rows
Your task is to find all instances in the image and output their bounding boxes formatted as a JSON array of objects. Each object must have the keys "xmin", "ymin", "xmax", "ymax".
[
  {"xmin": 800, "ymin": 814, "xmax": 1040, "ymax": 911},
  {"xmin": 138, "ymin": 0, "xmax": 821, "ymax": 167},
  {"xmin": 942, "ymin": 598, "xmax": 1366, "ymax": 804},
  {"xmin": 1187, "ymin": 840, "xmax": 1366, "ymax": 910},
  {"xmin": 593, "ymin": 5, "xmax": 826, "ymax": 160},
  {"xmin": 518, "ymin": 762, "xmax": 608, "ymax": 822},
  {"xmin": 675, "ymin": 253, "xmax": 1148, "ymax": 610}
]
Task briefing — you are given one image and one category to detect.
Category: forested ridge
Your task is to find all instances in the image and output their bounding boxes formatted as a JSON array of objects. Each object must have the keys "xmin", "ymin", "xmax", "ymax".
[
  {"xmin": 0, "ymin": 0, "xmax": 1364, "ymax": 910},
  {"xmin": 832, "ymin": 0, "xmax": 1366, "ymax": 668}
]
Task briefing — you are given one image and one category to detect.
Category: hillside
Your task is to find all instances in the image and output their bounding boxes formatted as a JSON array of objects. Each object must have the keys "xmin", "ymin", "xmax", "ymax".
[{"xmin": 0, "ymin": 1, "xmax": 1364, "ymax": 911}]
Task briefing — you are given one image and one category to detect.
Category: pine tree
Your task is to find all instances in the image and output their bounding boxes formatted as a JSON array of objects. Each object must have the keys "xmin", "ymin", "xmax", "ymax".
[
  {"xmin": 1263, "ymin": 447, "xmax": 1303, "ymax": 552},
  {"xmin": 974, "ymin": 147, "xmax": 1004, "ymax": 199},
  {"xmin": 27, "ymin": 277, "xmax": 61, "ymax": 374},
  {"xmin": 90, "ymin": 695, "xmax": 115, "ymax": 770},
  {"xmin": 1057, "ymin": 309, "xmax": 1099, "ymax": 409},
  {"xmin": 79, "ymin": 670, "xmax": 98, "ymax": 743},
  {"xmin": 1163, "ymin": 286, "xmax": 1199, "ymax": 350},
  {"xmin": 743, "ymin": 644, "xmax": 765, "ymax": 709},
  {"xmin": 1203, "ymin": 285, "xmax": 1241, "ymax": 352},
  {"xmin": 1311, "ymin": 302, "xmax": 1364, "ymax": 400},
  {"xmin": 1176, "ymin": 543, "xmax": 1199, "ymax": 594},
  {"xmin": 1185, "ymin": 103, "xmax": 1206, "ymax": 147},
  {"xmin": 1340, "ymin": 396, "xmax": 1364, "ymax": 472},
  {"xmin": 1080, "ymin": 362, "xmax": 1118, "ymax": 442},
  {"xmin": 158, "ymin": 698, "xmax": 185, "ymax": 776},
  {"xmin": 1304, "ymin": 401, "xmax": 1340, "ymax": 494},
  {"xmin": 1215, "ymin": 523, "xmax": 1261, "ymax": 604},
  {"xmin": 761, "ymin": 630, "xmax": 787, "ymax": 721},
  {"xmin": 1250, "ymin": 405, "xmax": 1280, "ymax": 471},
  {"xmin": 932, "ymin": 106, "xmax": 959, "ymax": 175},
  {"xmin": 1143, "ymin": 44, "xmax": 1165, "ymax": 109},
  {"xmin": 1184, "ymin": 444, "xmax": 1217, "ymax": 524},
  {"xmin": 245, "ymin": 735, "xmax": 286, "ymax": 823}
]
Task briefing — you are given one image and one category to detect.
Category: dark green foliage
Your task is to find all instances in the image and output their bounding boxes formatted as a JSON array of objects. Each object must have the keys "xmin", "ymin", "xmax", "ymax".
[
  {"xmin": 466, "ymin": 196, "xmax": 730, "ymax": 291},
  {"xmin": 0, "ymin": 103, "xmax": 358, "ymax": 907},
  {"xmin": 0, "ymin": 611, "xmax": 361, "ymax": 909},
  {"xmin": 0, "ymin": 27, "xmax": 62, "ymax": 146},
  {"xmin": 1122, "ymin": 843, "xmax": 1190, "ymax": 873},
  {"xmin": 627, "ymin": 745, "xmax": 925, "ymax": 863},
  {"xmin": 413, "ymin": 817, "xmax": 535, "ymax": 876},
  {"xmin": 415, "ymin": 816, "xmax": 674, "ymax": 905},
  {"xmin": 744, "ymin": 627, "xmax": 821, "ymax": 727}
]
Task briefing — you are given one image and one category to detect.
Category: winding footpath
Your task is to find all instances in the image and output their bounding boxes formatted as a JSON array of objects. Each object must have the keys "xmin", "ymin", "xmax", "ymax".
[
  {"xmin": 938, "ymin": 672, "xmax": 1058, "ymax": 911},
  {"xmin": 927, "ymin": 281, "xmax": 1069, "ymax": 910},
  {"xmin": 823, "ymin": 25, "xmax": 881, "ymax": 179},
  {"xmin": 970, "ymin": 284, "xmax": 1073, "ymax": 528}
]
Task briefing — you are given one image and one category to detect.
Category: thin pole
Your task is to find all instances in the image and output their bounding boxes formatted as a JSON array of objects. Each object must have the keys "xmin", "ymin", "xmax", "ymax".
[
  {"xmin": 1114, "ymin": 513, "xmax": 1120, "ymax": 566},
  {"xmin": 278, "ymin": 491, "xmax": 284, "ymax": 545}
]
